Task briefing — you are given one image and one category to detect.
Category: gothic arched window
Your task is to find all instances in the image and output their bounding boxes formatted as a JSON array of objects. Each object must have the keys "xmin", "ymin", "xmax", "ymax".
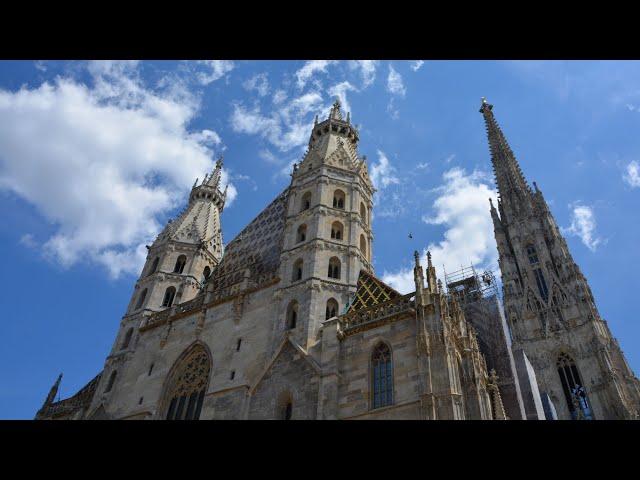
[
  {"xmin": 556, "ymin": 352, "xmax": 593, "ymax": 419},
  {"xmin": 173, "ymin": 255, "xmax": 187, "ymax": 274},
  {"xmin": 135, "ymin": 288, "xmax": 148, "ymax": 310},
  {"xmin": 202, "ymin": 266, "xmax": 211, "ymax": 283},
  {"xmin": 331, "ymin": 221, "xmax": 344, "ymax": 240},
  {"xmin": 121, "ymin": 328, "xmax": 133, "ymax": 350},
  {"xmin": 526, "ymin": 245, "xmax": 539, "ymax": 265},
  {"xmin": 372, "ymin": 343, "xmax": 393, "ymax": 409},
  {"xmin": 162, "ymin": 286, "xmax": 176, "ymax": 308},
  {"xmin": 333, "ymin": 189, "xmax": 345, "ymax": 209},
  {"xmin": 277, "ymin": 391, "xmax": 293, "ymax": 420},
  {"xmin": 325, "ymin": 298, "xmax": 339, "ymax": 320},
  {"xmin": 328, "ymin": 257, "xmax": 341, "ymax": 280},
  {"xmin": 296, "ymin": 224, "xmax": 307, "ymax": 243},
  {"xmin": 301, "ymin": 191, "xmax": 312, "ymax": 212},
  {"xmin": 292, "ymin": 258, "xmax": 303, "ymax": 282},
  {"xmin": 148, "ymin": 257, "xmax": 160, "ymax": 276},
  {"xmin": 105, "ymin": 370, "xmax": 117, "ymax": 393},
  {"xmin": 164, "ymin": 345, "xmax": 211, "ymax": 420},
  {"xmin": 527, "ymin": 245, "xmax": 548, "ymax": 301},
  {"xmin": 360, "ymin": 234, "xmax": 367, "ymax": 258},
  {"xmin": 286, "ymin": 300, "xmax": 298, "ymax": 330}
]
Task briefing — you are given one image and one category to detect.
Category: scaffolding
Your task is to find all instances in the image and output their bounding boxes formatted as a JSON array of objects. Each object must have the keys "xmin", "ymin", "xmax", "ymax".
[{"xmin": 444, "ymin": 265, "xmax": 500, "ymax": 306}]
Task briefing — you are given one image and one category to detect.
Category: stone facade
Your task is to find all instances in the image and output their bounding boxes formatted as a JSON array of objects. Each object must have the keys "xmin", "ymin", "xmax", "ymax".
[{"xmin": 36, "ymin": 99, "xmax": 639, "ymax": 421}]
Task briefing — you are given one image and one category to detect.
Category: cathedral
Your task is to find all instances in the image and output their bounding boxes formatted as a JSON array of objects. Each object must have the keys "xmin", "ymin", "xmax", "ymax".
[{"xmin": 36, "ymin": 99, "xmax": 640, "ymax": 420}]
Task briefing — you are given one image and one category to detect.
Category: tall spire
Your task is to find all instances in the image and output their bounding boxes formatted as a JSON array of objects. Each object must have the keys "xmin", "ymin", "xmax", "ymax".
[
  {"xmin": 43, "ymin": 373, "xmax": 62, "ymax": 407},
  {"xmin": 480, "ymin": 98, "xmax": 532, "ymax": 221}
]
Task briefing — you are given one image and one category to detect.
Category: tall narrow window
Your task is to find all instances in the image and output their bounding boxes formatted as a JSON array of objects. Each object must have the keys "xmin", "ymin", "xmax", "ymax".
[
  {"xmin": 292, "ymin": 258, "xmax": 304, "ymax": 282},
  {"xmin": 296, "ymin": 224, "xmax": 307, "ymax": 243},
  {"xmin": 202, "ymin": 266, "xmax": 211, "ymax": 282},
  {"xmin": 278, "ymin": 392, "xmax": 293, "ymax": 420},
  {"xmin": 328, "ymin": 257, "xmax": 341, "ymax": 280},
  {"xmin": 526, "ymin": 245, "xmax": 539, "ymax": 265},
  {"xmin": 135, "ymin": 289, "xmax": 148, "ymax": 310},
  {"xmin": 330, "ymin": 221, "xmax": 344, "ymax": 240},
  {"xmin": 300, "ymin": 191, "xmax": 312, "ymax": 212},
  {"xmin": 333, "ymin": 189, "xmax": 345, "ymax": 209},
  {"xmin": 557, "ymin": 353, "xmax": 593, "ymax": 419},
  {"xmin": 164, "ymin": 345, "xmax": 211, "ymax": 420},
  {"xmin": 534, "ymin": 268, "xmax": 549, "ymax": 302},
  {"xmin": 162, "ymin": 286, "xmax": 176, "ymax": 307},
  {"xmin": 236, "ymin": 338, "xmax": 242, "ymax": 352},
  {"xmin": 105, "ymin": 371, "xmax": 117, "ymax": 393},
  {"xmin": 360, "ymin": 234, "xmax": 367, "ymax": 258},
  {"xmin": 325, "ymin": 298, "xmax": 339, "ymax": 320},
  {"xmin": 372, "ymin": 343, "xmax": 393, "ymax": 409},
  {"xmin": 173, "ymin": 255, "xmax": 187, "ymax": 274},
  {"xmin": 360, "ymin": 202, "xmax": 367, "ymax": 224},
  {"xmin": 148, "ymin": 257, "xmax": 160, "ymax": 276},
  {"xmin": 121, "ymin": 328, "xmax": 133, "ymax": 350},
  {"xmin": 283, "ymin": 401, "xmax": 293, "ymax": 420},
  {"xmin": 286, "ymin": 301, "xmax": 298, "ymax": 329}
]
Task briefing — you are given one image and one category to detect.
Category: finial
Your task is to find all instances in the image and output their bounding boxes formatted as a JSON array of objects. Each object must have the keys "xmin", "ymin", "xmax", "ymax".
[
  {"xmin": 479, "ymin": 97, "xmax": 493, "ymax": 113},
  {"xmin": 216, "ymin": 154, "xmax": 224, "ymax": 169},
  {"xmin": 427, "ymin": 250, "xmax": 432, "ymax": 267},
  {"xmin": 533, "ymin": 181, "xmax": 539, "ymax": 192},
  {"xmin": 414, "ymin": 250, "xmax": 420, "ymax": 266},
  {"xmin": 193, "ymin": 178, "xmax": 198, "ymax": 188},
  {"xmin": 314, "ymin": 114, "xmax": 318, "ymax": 126},
  {"xmin": 346, "ymin": 111, "xmax": 351, "ymax": 124},
  {"xmin": 489, "ymin": 197, "xmax": 494, "ymax": 207}
]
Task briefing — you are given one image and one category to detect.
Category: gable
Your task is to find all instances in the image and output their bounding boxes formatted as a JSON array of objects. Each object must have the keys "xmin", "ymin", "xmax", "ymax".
[{"xmin": 347, "ymin": 270, "xmax": 402, "ymax": 313}]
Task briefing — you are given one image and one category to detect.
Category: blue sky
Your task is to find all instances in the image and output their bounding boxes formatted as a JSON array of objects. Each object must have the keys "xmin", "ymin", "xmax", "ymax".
[{"xmin": 1, "ymin": 60, "xmax": 639, "ymax": 419}]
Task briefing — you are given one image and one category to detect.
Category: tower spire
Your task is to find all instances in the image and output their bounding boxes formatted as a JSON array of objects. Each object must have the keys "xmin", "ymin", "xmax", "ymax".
[{"xmin": 480, "ymin": 98, "xmax": 532, "ymax": 221}]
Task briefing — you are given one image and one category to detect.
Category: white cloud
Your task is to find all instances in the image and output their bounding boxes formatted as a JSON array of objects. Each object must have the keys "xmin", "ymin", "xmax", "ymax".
[
  {"xmin": 295, "ymin": 60, "xmax": 337, "ymax": 89},
  {"xmin": 195, "ymin": 60, "xmax": 234, "ymax": 85},
  {"xmin": 387, "ymin": 64, "xmax": 406, "ymax": 97},
  {"xmin": 370, "ymin": 150, "xmax": 400, "ymax": 190},
  {"xmin": 409, "ymin": 60, "xmax": 425, "ymax": 72},
  {"xmin": 349, "ymin": 60, "xmax": 379, "ymax": 87},
  {"xmin": 416, "ymin": 162, "xmax": 429, "ymax": 170},
  {"xmin": 272, "ymin": 89, "xmax": 287, "ymax": 105},
  {"xmin": 243, "ymin": 73, "xmax": 269, "ymax": 97},
  {"xmin": 623, "ymin": 160, "xmax": 640, "ymax": 187},
  {"xmin": 327, "ymin": 81, "xmax": 357, "ymax": 117},
  {"xmin": 382, "ymin": 168, "xmax": 498, "ymax": 293},
  {"xmin": 0, "ymin": 61, "xmax": 235, "ymax": 279},
  {"xmin": 563, "ymin": 204, "xmax": 603, "ymax": 252},
  {"xmin": 229, "ymin": 91, "xmax": 324, "ymax": 152}
]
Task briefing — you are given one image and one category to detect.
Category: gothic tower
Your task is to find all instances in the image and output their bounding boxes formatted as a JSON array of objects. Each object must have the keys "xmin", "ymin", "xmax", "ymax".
[
  {"xmin": 481, "ymin": 98, "xmax": 640, "ymax": 419},
  {"xmin": 276, "ymin": 100, "xmax": 374, "ymax": 351},
  {"xmin": 93, "ymin": 159, "xmax": 227, "ymax": 408}
]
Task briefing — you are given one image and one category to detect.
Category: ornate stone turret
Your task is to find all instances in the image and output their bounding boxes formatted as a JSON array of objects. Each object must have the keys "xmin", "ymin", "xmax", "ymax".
[{"xmin": 482, "ymin": 99, "xmax": 640, "ymax": 420}]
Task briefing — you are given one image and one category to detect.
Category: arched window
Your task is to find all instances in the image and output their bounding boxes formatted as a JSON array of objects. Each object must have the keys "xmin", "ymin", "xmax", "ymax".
[
  {"xmin": 162, "ymin": 286, "xmax": 176, "ymax": 308},
  {"xmin": 360, "ymin": 202, "xmax": 367, "ymax": 224},
  {"xmin": 202, "ymin": 266, "xmax": 211, "ymax": 284},
  {"xmin": 328, "ymin": 257, "xmax": 341, "ymax": 280},
  {"xmin": 173, "ymin": 255, "xmax": 187, "ymax": 274},
  {"xmin": 372, "ymin": 343, "xmax": 393, "ymax": 409},
  {"xmin": 296, "ymin": 224, "xmax": 307, "ymax": 243},
  {"xmin": 360, "ymin": 234, "xmax": 367, "ymax": 257},
  {"xmin": 292, "ymin": 259, "xmax": 303, "ymax": 282},
  {"xmin": 300, "ymin": 191, "xmax": 312, "ymax": 212},
  {"xmin": 121, "ymin": 328, "xmax": 133, "ymax": 350},
  {"xmin": 526, "ymin": 245, "xmax": 539, "ymax": 264},
  {"xmin": 277, "ymin": 391, "xmax": 293, "ymax": 420},
  {"xmin": 333, "ymin": 189, "xmax": 345, "ymax": 209},
  {"xmin": 330, "ymin": 221, "xmax": 344, "ymax": 240},
  {"xmin": 148, "ymin": 257, "xmax": 160, "ymax": 276},
  {"xmin": 105, "ymin": 370, "xmax": 117, "ymax": 393},
  {"xmin": 325, "ymin": 298, "xmax": 339, "ymax": 320},
  {"xmin": 164, "ymin": 345, "xmax": 211, "ymax": 420},
  {"xmin": 286, "ymin": 301, "xmax": 298, "ymax": 329},
  {"xmin": 556, "ymin": 352, "xmax": 593, "ymax": 419},
  {"xmin": 135, "ymin": 289, "xmax": 148, "ymax": 310}
]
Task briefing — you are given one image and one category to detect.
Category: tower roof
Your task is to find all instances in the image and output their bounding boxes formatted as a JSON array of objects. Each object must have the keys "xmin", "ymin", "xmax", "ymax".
[{"xmin": 480, "ymin": 98, "xmax": 533, "ymax": 219}]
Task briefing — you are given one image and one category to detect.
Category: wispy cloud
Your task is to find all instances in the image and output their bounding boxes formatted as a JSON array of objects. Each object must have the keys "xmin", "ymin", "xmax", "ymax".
[
  {"xmin": 349, "ymin": 60, "xmax": 380, "ymax": 88},
  {"xmin": 623, "ymin": 160, "xmax": 640, "ymax": 187},
  {"xmin": 195, "ymin": 60, "xmax": 235, "ymax": 85},
  {"xmin": 409, "ymin": 60, "xmax": 425, "ymax": 72},
  {"xmin": 295, "ymin": 60, "xmax": 337, "ymax": 89},
  {"xmin": 370, "ymin": 150, "xmax": 400, "ymax": 190},
  {"xmin": 387, "ymin": 64, "xmax": 406, "ymax": 97},
  {"xmin": 242, "ymin": 72, "xmax": 269, "ymax": 97},
  {"xmin": 562, "ymin": 203, "xmax": 603, "ymax": 252}
]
